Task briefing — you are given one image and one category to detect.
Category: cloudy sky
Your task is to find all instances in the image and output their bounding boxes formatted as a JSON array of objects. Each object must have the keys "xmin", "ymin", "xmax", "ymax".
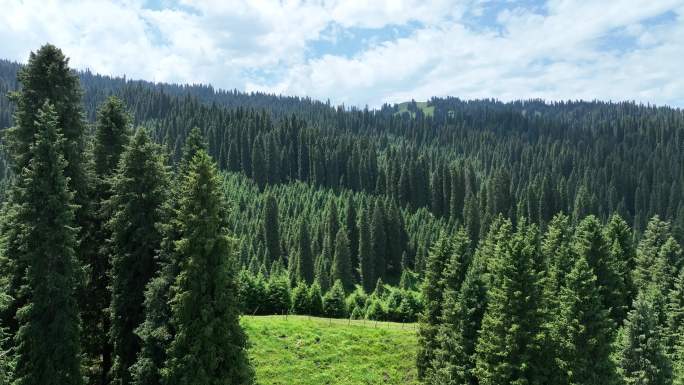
[{"xmin": 1, "ymin": 0, "xmax": 683, "ymax": 107}]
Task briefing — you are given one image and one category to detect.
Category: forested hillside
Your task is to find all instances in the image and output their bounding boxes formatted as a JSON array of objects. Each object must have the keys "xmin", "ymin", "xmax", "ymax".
[{"xmin": 0, "ymin": 45, "xmax": 683, "ymax": 385}]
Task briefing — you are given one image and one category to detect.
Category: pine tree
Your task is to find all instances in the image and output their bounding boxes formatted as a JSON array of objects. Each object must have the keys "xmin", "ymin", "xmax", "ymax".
[
  {"xmin": 295, "ymin": 220, "xmax": 314, "ymax": 284},
  {"xmin": 109, "ymin": 130, "xmax": 169, "ymax": 385},
  {"xmin": 308, "ymin": 282, "xmax": 324, "ymax": 316},
  {"xmin": 85, "ymin": 95, "xmax": 130, "ymax": 385},
  {"xmin": 290, "ymin": 282, "xmax": 310, "ymax": 315},
  {"xmin": 371, "ymin": 201, "xmax": 387, "ymax": 281},
  {"xmin": 262, "ymin": 194, "xmax": 281, "ymax": 265},
  {"xmin": 549, "ymin": 255, "xmax": 617, "ymax": 385},
  {"xmin": 0, "ymin": 294, "xmax": 12, "ymax": 384},
  {"xmin": 616, "ymin": 289, "xmax": 673, "ymax": 385},
  {"xmin": 1, "ymin": 44, "xmax": 88, "ymax": 341},
  {"xmin": 604, "ymin": 214, "xmax": 636, "ymax": 322},
  {"xmin": 429, "ymin": 248, "xmax": 487, "ymax": 385},
  {"xmin": 163, "ymin": 151, "xmax": 253, "ymax": 385},
  {"xmin": 331, "ymin": 228, "xmax": 353, "ymax": 292},
  {"xmin": 667, "ymin": 268, "xmax": 684, "ymax": 360},
  {"xmin": 474, "ymin": 220, "xmax": 545, "ymax": 385},
  {"xmin": 131, "ymin": 128, "xmax": 207, "ymax": 385},
  {"xmin": 345, "ymin": 197, "xmax": 360, "ymax": 281},
  {"xmin": 573, "ymin": 215, "xmax": 627, "ymax": 324},
  {"xmin": 323, "ymin": 280, "xmax": 348, "ymax": 318},
  {"xmin": 358, "ymin": 207, "xmax": 375, "ymax": 292},
  {"xmin": 12, "ymin": 103, "xmax": 82, "ymax": 385},
  {"xmin": 417, "ymin": 232, "xmax": 454, "ymax": 379}
]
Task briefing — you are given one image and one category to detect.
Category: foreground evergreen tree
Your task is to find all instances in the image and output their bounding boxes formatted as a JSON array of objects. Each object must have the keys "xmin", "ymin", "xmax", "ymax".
[
  {"xmin": 84, "ymin": 96, "xmax": 130, "ymax": 385},
  {"xmin": 131, "ymin": 128, "xmax": 206, "ymax": 385},
  {"xmin": 322, "ymin": 280, "xmax": 348, "ymax": 318},
  {"xmin": 549, "ymin": 255, "xmax": 617, "ymax": 385},
  {"xmin": 0, "ymin": 294, "xmax": 11, "ymax": 384},
  {"xmin": 616, "ymin": 289, "xmax": 673, "ymax": 385},
  {"xmin": 417, "ymin": 232, "xmax": 454, "ymax": 379},
  {"xmin": 428, "ymin": 247, "xmax": 487, "ymax": 385},
  {"xmin": 109, "ymin": 130, "xmax": 169, "ymax": 385},
  {"xmin": 12, "ymin": 103, "xmax": 82, "ymax": 385},
  {"xmin": 1, "ymin": 43, "xmax": 88, "ymax": 338},
  {"xmin": 162, "ymin": 151, "xmax": 253, "ymax": 385},
  {"xmin": 474, "ymin": 220, "xmax": 545, "ymax": 385}
]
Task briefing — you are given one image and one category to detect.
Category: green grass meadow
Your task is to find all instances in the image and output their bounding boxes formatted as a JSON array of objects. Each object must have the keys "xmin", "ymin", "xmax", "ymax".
[{"xmin": 241, "ymin": 315, "xmax": 419, "ymax": 385}]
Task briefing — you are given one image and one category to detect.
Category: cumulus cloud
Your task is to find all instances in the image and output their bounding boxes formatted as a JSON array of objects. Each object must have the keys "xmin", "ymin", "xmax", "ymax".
[{"xmin": 1, "ymin": 0, "xmax": 683, "ymax": 107}]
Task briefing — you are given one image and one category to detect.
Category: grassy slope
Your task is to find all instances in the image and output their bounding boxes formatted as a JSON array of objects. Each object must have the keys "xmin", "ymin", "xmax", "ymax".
[
  {"xmin": 395, "ymin": 101, "xmax": 435, "ymax": 117},
  {"xmin": 242, "ymin": 315, "xmax": 419, "ymax": 385}
]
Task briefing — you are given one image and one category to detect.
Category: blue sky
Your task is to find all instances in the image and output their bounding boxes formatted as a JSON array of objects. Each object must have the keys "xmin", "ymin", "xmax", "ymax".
[{"xmin": 1, "ymin": 0, "xmax": 683, "ymax": 107}]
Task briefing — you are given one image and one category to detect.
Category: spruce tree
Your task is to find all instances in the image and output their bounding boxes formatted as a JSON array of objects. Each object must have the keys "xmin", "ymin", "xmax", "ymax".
[
  {"xmin": 0, "ymin": 294, "xmax": 11, "ymax": 384},
  {"xmin": 85, "ymin": 95, "xmax": 130, "ymax": 385},
  {"xmin": 549, "ymin": 255, "xmax": 617, "ymax": 385},
  {"xmin": 474, "ymin": 220, "xmax": 545, "ymax": 385},
  {"xmin": 1, "ymin": 43, "xmax": 88, "ymax": 340},
  {"xmin": 131, "ymin": 128, "xmax": 206, "ymax": 385},
  {"xmin": 417, "ymin": 232, "xmax": 454, "ymax": 379},
  {"xmin": 109, "ymin": 130, "xmax": 169, "ymax": 385},
  {"xmin": 12, "ymin": 103, "xmax": 82, "ymax": 385},
  {"xmin": 616, "ymin": 289, "xmax": 673, "ymax": 385},
  {"xmin": 323, "ymin": 280, "xmax": 348, "ymax": 318},
  {"xmin": 345, "ymin": 197, "xmax": 360, "ymax": 280},
  {"xmin": 371, "ymin": 201, "xmax": 387, "ymax": 281},
  {"xmin": 573, "ymin": 215, "xmax": 627, "ymax": 323},
  {"xmin": 262, "ymin": 194, "xmax": 281, "ymax": 265},
  {"xmin": 331, "ymin": 228, "xmax": 353, "ymax": 292},
  {"xmin": 163, "ymin": 151, "xmax": 253, "ymax": 385},
  {"xmin": 667, "ymin": 268, "xmax": 684, "ymax": 360},
  {"xmin": 358, "ymin": 208, "xmax": 375, "ymax": 292},
  {"xmin": 429, "ymin": 248, "xmax": 487, "ymax": 385},
  {"xmin": 295, "ymin": 220, "xmax": 314, "ymax": 284}
]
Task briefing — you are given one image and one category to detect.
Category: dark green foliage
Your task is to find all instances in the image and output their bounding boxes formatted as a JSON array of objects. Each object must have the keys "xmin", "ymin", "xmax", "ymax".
[
  {"xmin": 428, "ymin": 253, "xmax": 487, "ymax": 385},
  {"xmin": 323, "ymin": 280, "xmax": 348, "ymax": 318},
  {"xmin": 308, "ymin": 282, "xmax": 324, "ymax": 317},
  {"xmin": 85, "ymin": 95, "xmax": 130, "ymax": 385},
  {"xmin": 266, "ymin": 275, "xmax": 291, "ymax": 315},
  {"xmin": 162, "ymin": 151, "xmax": 253, "ymax": 385},
  {"xmin": 358, "ymin": 208, "xmax": 375, "ymax": 292},
  {"xmin": 549, "ymin": 256, "xmax": 617, "ymax": 385},
  {"xmin": 371, "ymin": 201, "xmax": 387, "ymax": 281},
  {"xmin": 616, "ymin": 290, "xmax": 673, "ymax": 385},
  {"xmin": 290, "ymin": 282, "xmax": 310, "ymax": 315},
  {"xmin": 573, "ymin": 215, "xmax": 628, "ymax": 323},
  {"xmin": 365, "ymin": 297, "xmax": 386, "ymax": 321},
  {"xmin": 667, "ymin": 268, "xmax": 684, "ymax": 360},
  {"xmin": 331, "ymin": 228, "xmax": 353, "ymax": 292},
  {"xmin": 295, "ymin": 220, "xmax": 314, "ymax": 284},
  {"xmin": 417, "ymin": 232, "xmax": 453, "ymax": 379},
  {"xmin": 12, "ymin": 103, "xmax": 82, "ymax": 385},
  {"xmin": 262, "ymin": 194, "xmax": 281, "ymax": 265},
  {"xmin": 474, "ymin": 220, "xmax": 545, "ymax": 385},
  {"xmin": 237, "ymin": 271, "xmax": 268, "ymax": 315},
  {"xmin": 0, "ymin": 294, "xmax": 11, "ymax": 384},
  {"xmin": 109, "ymin": 130, "xmax": 169, "ymax": 385}
]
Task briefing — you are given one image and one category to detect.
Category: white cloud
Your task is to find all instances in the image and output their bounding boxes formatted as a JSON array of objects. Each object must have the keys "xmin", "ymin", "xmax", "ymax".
[{"xmin": 0, "ymin": 0, "xmax": 683, "ymax": 107}]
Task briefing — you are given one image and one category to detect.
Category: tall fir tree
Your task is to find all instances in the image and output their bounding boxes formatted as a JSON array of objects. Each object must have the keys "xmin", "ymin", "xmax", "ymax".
[
  {"xmin": 262, "ymin": 194, "xmax": 281, "ymax": 265},
  {"xmin": 416, "ymin": 232, "xmax": 454, "ymax": 379},
  {"xmin": 12, "ymin": 103, "xmax": 82, "ymax": 385},
  {"xmin": 331, "ymin": 228, "xmax": 353, "ymax": 292},
  {"xmin": 371, "ymin": 201, "xmax": 387, "ymax": 282},
  {"xmin": 474, "ymin": 220, "xmax": 545, "ymax": 385},
  {"xmin": 345, "ymin": 197, "xmax": 360, "ymax": 280},
  {"xmin": 358, "ymin": 207, "xmax": 375, "ymax": 292},
  {"xmin": 548, "ymin": 255, "xmax": 617, "ymax": 385},
  {"xmin": 295, "ymin": 219, "xmax": 314, "ymax": 284},
  {"xmin": 163, "ymin": 151, "xmax": 253, "ymax": 385},
  {"xmin": 616, "ymin": 289, "xmax": 673, "ymax": 385},
  {"xmin": 109, "ymin": 130, "xmax": 169, "ymax": 385},
  {"xmin": 1, "ymin": 43, "xmax": 89, "ymax": 339},
  {"xmin": 428, "ymin": 231, "xmax": 485, "ymax": 385},
  {"xmin": 130, "ymin": 131, "xmax": 207, "ymax": 385},
  {"xmin": 84, "ymin": 96, "xmax": 131, "ymax": 385},
  {"xmin": 572, "ymin": 215, "xmax": 627, "ymax": 324}
]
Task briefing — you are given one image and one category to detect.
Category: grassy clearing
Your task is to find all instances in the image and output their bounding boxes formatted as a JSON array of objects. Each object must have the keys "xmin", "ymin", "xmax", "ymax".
[
  {"xmin": 241, "ymin": 315, "xmax": 419, "ymax": 385},
  {"xmin": 395, "ymin": 101, "xmax": 435, "ymax": 117}
]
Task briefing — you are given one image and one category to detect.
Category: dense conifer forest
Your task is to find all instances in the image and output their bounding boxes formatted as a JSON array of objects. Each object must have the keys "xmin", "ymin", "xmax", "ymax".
[{"xmin": 0, "ymin": 45, "xmax": 683, "ymax": 384}]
